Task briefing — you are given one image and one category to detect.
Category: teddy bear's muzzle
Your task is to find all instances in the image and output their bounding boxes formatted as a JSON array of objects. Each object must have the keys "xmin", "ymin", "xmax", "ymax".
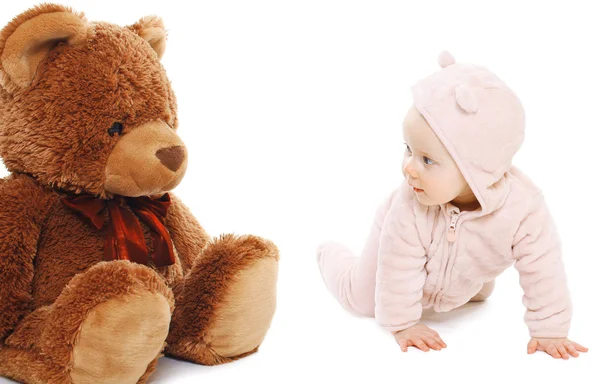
[{"xmin": 104, "ymin": 120, "xmax": 188, "ymax": 197}]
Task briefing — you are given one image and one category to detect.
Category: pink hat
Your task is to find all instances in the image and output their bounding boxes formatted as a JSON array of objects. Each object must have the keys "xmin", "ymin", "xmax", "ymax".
[{"xmin": 411, "ymin": 52, "xmax": 526, "ymax": 213}]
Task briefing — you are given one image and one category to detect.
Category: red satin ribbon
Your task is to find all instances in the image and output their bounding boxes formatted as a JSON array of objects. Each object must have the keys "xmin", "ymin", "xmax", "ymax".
[{"xmin": 61, "ymin": 193, "xmax": 176, "ymax": 267}]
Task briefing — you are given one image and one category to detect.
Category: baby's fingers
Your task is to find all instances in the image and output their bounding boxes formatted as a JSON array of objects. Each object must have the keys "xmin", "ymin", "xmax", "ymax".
[
  {"xmin": 434, "ymin": 335, "xmax": 447, "ymax": 348},
  {"xmin": 565, "ymin": 343, "xmax": 579, "ymax": 357},
  {"xmin": 426, "ymin": 330, "xmax": 446, "ymax": 348},
  {"xmin": 547, "ymin": 345, "xmax": 562, "ymax": 359},
  {"xmin": 398, "ymin": 339, "xmax": 409, "ymax": 352},
  {"xmin": 414, "ymin": 339, "xmax": 430, "ymax": 352},
  {"xmin": 424, "ymin": 337, "xmax": 444, "ymax": 351},
  {"xmin": 527, "ymin": 339, "xmax": 538, "ymax": 354},
  {"xmin": 571, "ymin": 341, "xmax": 588, "ymax": 353},
  {"xmin": 557, "ymin": 345, "xmax": 569, "ymax": 360}
]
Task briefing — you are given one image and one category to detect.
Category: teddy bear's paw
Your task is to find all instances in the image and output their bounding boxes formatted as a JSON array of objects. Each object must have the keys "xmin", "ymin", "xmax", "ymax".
[
  {"xmin": 70, "ymin": 292, "xmax": 171, "ymax": 384},
  {"xmin": 206, "ymin": 249, "xmax": 278, "ymax": 360},
  {"xmin": 165, "ymin": 234, "xmax": 279, "ymax": 365}
]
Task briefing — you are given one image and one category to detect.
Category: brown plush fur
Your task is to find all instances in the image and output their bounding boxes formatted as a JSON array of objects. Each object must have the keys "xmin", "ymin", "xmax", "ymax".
[
  {"xmin": 0, "ymin": 4, "xmax": 279, "ymax": 384},
  {"xmin": 0, "ymin": 4, "xmax": 88, "ymax": 92}
]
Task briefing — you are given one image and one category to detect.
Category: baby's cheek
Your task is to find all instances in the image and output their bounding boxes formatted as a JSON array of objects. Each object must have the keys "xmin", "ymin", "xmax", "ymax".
[{"xmin": 425, "ymin": 180, "xmax": 448, "ymax": 204}]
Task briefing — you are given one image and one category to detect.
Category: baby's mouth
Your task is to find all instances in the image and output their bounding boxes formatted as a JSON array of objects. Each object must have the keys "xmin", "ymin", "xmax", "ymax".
[{"xmin": 409, "ymin": 183, "xmax": 424, "ymax": 193}]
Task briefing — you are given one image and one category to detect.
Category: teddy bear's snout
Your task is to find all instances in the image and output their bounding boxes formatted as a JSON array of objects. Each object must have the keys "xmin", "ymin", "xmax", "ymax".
[
  {"xmin": 156, "ymin": 146, "xmax": 185, "ymax": 172},
  {"xmin": 104, "ymin": 120, "xmax": 188, "ymax": 196}
]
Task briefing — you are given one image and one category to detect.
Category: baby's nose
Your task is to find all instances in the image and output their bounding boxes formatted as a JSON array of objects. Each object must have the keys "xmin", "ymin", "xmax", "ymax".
[
  {"xmin": 403, "ymin": 160, "xmax": 417, "ymax": 178},
  {"xmin": 156, "ymin": 146, "xmax": 185, "ymax": 172}
]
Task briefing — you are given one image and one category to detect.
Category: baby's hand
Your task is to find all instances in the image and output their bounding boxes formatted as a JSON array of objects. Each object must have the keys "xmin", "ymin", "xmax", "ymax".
[
  {"xmin": 527, "ymin": 337, "xmax": 588, "ymax": 359},
  {"xmin": 394, "ymin": 324, "xmax": 447, "ymax": 352}
]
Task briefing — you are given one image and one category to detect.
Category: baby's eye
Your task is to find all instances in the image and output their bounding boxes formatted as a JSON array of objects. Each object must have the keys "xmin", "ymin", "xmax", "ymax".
[
  {"xmin": 405, "ymin": 144, "xmax": 412, "ymax": 154},
  {"xmin": 423, "ymin": 156, "xmax": 435, "ymax": 165}
]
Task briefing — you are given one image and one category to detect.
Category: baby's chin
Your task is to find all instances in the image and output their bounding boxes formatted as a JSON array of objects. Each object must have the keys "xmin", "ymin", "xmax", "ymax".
[
  {"xmin": 414, "ymin": 191, "xmax": 431, "ymax": 204},
  {"xmin": 414, "ymin": 191, "xmax": 449, "ymax": 206}
]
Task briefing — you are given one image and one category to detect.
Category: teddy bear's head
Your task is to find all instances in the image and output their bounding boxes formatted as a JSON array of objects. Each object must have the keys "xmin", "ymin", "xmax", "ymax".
[{"xmin": 0, "ymin": 4, "xmax": 187, "ymax": 198}]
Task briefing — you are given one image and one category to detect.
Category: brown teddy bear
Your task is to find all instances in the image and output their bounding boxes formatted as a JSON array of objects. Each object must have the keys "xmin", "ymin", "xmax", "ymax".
[{"xmin": 0, "ymin": 4, "xmax": 279, "ymax": 383}]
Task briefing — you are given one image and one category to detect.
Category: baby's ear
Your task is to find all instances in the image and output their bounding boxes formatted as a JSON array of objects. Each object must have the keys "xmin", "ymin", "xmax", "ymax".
[
  {"xmin": 127, "ymin": 16, "xmax": 167, "ymax": 60},
  {"xmin": 0, "ymin": 4, "xmax": 87, "ymax": 92}
]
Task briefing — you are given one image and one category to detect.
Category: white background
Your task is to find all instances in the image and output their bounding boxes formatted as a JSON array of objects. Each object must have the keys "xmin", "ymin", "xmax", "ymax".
[{"xmin": 1, "ymin": 1, "xmax": 598, "ymax": 383}]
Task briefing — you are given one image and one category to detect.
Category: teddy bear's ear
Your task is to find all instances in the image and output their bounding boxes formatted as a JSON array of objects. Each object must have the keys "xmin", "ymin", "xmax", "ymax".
[
  {"xmin": 0, "ymin": 4, "xmax": 87, "ymax": 92},
  {"xmin": 127, "ymin": 16, "xmax": 167, "ymax": 60}
]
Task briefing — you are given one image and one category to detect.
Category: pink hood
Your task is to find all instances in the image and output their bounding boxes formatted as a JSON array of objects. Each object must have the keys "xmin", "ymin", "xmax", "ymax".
[{"xmin": 412, "ymin": 51, "xmax": 526, "ymax": 215}]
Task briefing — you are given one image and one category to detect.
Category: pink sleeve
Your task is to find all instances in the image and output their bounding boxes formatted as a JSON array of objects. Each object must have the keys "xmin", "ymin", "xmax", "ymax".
[
  {"xmin": 375, "ymin": 189, "xmax": 427, "ymax": 333},
  {"xmin": 512, "ymin": 194, "xmax": 572, "ymax": 338}
]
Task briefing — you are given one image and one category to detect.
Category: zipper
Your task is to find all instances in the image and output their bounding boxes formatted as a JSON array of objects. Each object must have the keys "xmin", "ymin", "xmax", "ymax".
[
  {"xmin": 430, "ymin": 207, "xmax": 461, "ymax": 308},
  {"xmin": 446, "ymin": 208, "xmax": 460, "ymax": 242}
]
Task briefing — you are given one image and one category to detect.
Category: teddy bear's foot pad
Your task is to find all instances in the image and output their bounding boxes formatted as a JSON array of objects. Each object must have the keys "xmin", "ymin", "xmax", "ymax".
[
  {"xmin": 70, "ymin": 292, "xmax": 171, "ymax": 384},
  {"xmin": 206, "ymin": 256, "xmax": 278, "ymax": 359}
]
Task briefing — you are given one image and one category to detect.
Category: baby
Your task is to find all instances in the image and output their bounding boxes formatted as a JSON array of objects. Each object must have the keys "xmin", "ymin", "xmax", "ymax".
[{"xmin": 317, "ymin": 52, "xmax": 588, "ymax": 359}]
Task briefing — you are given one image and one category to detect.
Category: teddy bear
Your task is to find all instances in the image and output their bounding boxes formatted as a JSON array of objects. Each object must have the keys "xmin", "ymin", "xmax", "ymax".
[{"xmin": 0, "ymin": 4, "xmax": 279, "ymax": 383}]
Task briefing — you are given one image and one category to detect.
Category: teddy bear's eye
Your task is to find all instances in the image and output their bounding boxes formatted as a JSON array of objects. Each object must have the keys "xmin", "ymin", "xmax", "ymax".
[{"xmin": 108, "ymin": 122, "xmax": 124, "ymax": 137}]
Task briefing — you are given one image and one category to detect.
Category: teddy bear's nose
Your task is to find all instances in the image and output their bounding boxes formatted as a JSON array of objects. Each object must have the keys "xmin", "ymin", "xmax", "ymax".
[{"xmin": 156, "ymin": 146, "xmax": 185, "ymax": 172}]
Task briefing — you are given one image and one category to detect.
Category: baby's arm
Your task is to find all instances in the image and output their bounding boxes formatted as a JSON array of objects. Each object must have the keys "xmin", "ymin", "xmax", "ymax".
[
  {"xmin": 375, "ymin": 188, "xmax": 435, "ymax": 350},
  {"xmin": 512, "ymin": 193, "xmax": 587, "ymax": 358}
]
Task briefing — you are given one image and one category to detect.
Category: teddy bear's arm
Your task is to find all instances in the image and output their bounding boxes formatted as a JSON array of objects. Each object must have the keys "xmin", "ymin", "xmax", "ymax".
[
  {"xmin": 0, "ymin": 176, "xmax": 48, "ymax": 341},
  {"xmin": 166, "ymin": 194, "xmax": 210, "ymax": 273}
]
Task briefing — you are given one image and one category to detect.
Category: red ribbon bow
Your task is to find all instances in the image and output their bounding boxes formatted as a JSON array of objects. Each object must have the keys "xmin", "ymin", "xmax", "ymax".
[{"xmin": 61, "ymin": 193, "xmax": 176, "ymax": 267}]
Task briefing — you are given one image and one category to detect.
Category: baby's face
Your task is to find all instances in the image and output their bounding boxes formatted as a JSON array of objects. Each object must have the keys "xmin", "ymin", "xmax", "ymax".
[{"xmin": 402, "ymin": 106, "xmax": 477, "ymax": 208}]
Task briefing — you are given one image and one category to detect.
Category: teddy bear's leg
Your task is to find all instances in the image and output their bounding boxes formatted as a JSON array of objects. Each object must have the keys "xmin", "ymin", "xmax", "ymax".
[
  {"xmin": 0, "ymin": 260, "xmax": 173, "ymax": 384},
  {"xmin": 166, "ymin": 234, "xmax": 279, "ymax": 365}
]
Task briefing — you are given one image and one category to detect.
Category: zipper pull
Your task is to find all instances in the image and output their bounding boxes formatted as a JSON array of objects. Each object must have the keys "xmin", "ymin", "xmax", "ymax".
[{"xmin": 447, "ymin": 209, "xmax": 459, "ymax": 242}]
